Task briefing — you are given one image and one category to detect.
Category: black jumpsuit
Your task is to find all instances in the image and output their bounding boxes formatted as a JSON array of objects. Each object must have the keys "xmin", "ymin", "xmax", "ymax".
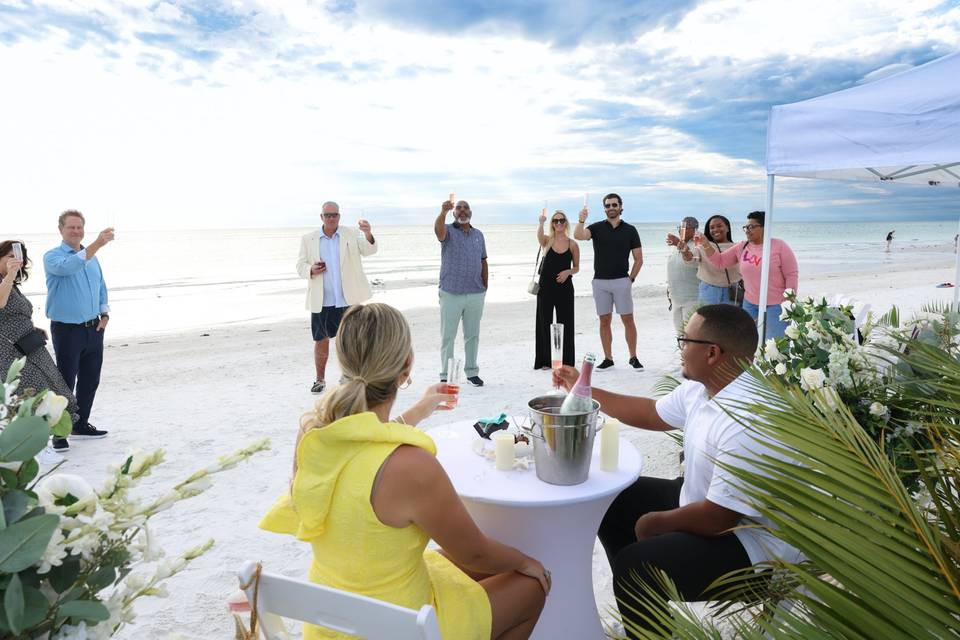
[{"xmin": 534, "ymin": 247, "xmax": 575, "ymax": 368}]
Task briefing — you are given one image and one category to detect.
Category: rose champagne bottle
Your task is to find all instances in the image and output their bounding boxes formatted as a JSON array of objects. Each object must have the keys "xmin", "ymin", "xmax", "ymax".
[{"xmin": 560, "ymin": 353, "xmax": 596, "ymax": 414}]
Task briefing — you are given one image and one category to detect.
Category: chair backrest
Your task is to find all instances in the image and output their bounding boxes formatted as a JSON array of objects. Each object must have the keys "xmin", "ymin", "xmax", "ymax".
[{"xmin": 237, "ymin": 561, "xmax": 442, "ymax": 640}]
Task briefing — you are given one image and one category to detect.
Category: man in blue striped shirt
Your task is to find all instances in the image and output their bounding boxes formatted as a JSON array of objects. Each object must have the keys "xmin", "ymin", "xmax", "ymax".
[{"xmin": 44, "ymin": 210, "xmax": 113, "ymax": 442}]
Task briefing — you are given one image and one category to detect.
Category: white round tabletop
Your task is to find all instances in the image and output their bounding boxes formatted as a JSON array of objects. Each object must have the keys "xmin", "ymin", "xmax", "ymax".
[{"xmin": 430, "ymin": 418, "xmax": 642, "ymax": 507}]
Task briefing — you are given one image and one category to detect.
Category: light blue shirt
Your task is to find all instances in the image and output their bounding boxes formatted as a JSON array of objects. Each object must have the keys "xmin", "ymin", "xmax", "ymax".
[
  {"xmin": 319, "ymin": 230, "xmax": 348, "ymax": 308},
  {"xmin": 43, "ymin": 242, "xmax": 110, "ymax": 323}
]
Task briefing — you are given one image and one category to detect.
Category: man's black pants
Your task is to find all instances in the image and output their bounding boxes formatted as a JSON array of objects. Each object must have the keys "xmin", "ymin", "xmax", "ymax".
[
  {"xmin": 51, "ymin": 321, "xmax": 104, "ymax": 431},
  {"xmin": 598, "ymin": 477, "xmax": 752, "ymax": 638}
]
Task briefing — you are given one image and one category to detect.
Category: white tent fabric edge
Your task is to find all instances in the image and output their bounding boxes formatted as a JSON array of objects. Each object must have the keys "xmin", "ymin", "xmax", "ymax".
[{"xmin": 758, "ymin": 52, "xmax": 960, "ymax": 340}]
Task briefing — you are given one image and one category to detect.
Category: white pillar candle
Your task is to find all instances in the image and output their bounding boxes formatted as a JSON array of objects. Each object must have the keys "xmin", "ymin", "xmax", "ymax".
[
  {"xmin": 600, "ymin": 419, "xmax": 620, "ymax": 471},
  {"xmin": 493, "ymin": 432, "xmax": 515, "ymax": 470}
]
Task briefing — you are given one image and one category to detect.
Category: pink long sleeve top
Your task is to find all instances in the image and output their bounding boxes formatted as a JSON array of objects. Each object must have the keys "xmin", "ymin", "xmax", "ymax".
[{"xmin": 705, "ymin": 238, "xmax": 798, "ymax": 306}]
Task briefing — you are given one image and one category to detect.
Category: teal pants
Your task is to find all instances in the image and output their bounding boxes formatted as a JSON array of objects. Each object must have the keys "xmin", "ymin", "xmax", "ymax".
[{"xmin": 439, "ymin": 290, "xmax": 486, "ymax": 378}]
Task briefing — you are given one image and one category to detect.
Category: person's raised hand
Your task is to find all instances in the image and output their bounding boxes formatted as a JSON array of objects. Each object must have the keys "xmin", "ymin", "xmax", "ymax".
[
  {"xmin": 666, "ymin": 233, "xmax": 680, "ymax": 246},
  {"xmin": 517, "ymin": 556, "xmax": 552, "ymax": 595},
  {"xmin": 693, "ymin": 231, "xmax": 705, "ymax": 247},
  {"xmin": 441, "ymin": 200, "xmax": 454, "ymax": 214},
  {"xmin": 420, "ymin": 382, "xmax": 456, "ymax": 412},
  {"xmin": 539, "ymin": 210, "xmax": 547, "ymax": 224},
  {"xmin": 2, "ymin": 257, "xmax": 23, "ymax": 282},
  {"xmin": 97, "ymin": 228, "xmax": 115, "ymax": 245},
  {"xmin": 578, "ymin": 207, "xmax": 588, "ymax": 224},
  {"xmin": 552, "ymin": 365, "xmax": 579, "ymax": 391},
  {"xmin": 358, "ymin": 219, "xmax": 372, "ymax": 235}
]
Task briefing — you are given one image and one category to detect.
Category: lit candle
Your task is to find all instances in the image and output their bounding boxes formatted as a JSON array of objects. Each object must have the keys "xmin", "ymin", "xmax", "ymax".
[
  {"xmin": 493, "ymin": 431, "xmax": 514, "ymax": 470},
  {"xmin": 600, "ymin": 419, "xmax": 620, "ymax": 471}
]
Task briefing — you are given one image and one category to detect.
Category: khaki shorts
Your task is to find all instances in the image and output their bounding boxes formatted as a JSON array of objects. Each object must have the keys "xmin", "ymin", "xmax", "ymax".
[{"xmin": 592, "ymin": 277, "xmax": 634, "ymax": 315}]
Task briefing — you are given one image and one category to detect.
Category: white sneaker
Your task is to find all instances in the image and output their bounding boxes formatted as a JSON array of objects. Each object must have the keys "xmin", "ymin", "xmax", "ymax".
[{"xmin": 37, "ymin": 446, "xmax": 65, "ymax": 465}]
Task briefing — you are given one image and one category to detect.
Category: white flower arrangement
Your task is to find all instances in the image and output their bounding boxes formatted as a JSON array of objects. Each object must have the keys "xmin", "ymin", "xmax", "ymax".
[{"xmin": 0, "ymin": 357, "xmax": 269, "ymax": 638}]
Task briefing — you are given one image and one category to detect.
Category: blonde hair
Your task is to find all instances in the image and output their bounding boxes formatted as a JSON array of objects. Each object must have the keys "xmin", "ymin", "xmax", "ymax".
[
  {"xmin": 294, "ymin": 303, "xmax": 412, "ymax": 471},
  {"xmin": 548, "ymin": 209, "xmax": 568, "ymax": 242}
]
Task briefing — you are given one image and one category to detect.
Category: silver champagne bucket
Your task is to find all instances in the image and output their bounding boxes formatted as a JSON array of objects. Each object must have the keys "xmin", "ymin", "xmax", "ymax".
[{"xmin": 521, "ymin": 395, "xmax": 603, "ymax": 485}]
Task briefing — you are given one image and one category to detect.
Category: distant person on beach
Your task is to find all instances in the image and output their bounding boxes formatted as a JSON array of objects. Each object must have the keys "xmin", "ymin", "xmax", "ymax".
[
  {"xmin": 664, "ymin": 216, "xmax": 701, "ymax": 333},
  {"xmin": 260, "ymin": 303, "xmax": 548, "ymax": 640},
  {"xmin": 296, "ymin": 201, "xmax": 377, "ymax": 394},
  {"xmin": 435, "ymin": 198, "xmax": 487, "ymax": 387},
  {"xmin": 0, "ymin": 240, "xmax": 76, "ymax": 459},
  {"xmin": 44, "ymin": 210, "xmax": 112, "ymax": 441},
  {"xmin": 684, "ymin": 214, "xmax": 741, "ymax": 306},
  {"xmin": 574, "ymin": 193, "xmax": 644, "ymax": 371},
  {"xmin": 553, "ymin": 304, "xmax": 801, "ymax": 638},
  {"xmin": 534, "ymin": 209, "xmax": 579, "ymax": 369},
  {"xmin": 698, "ymin": 211, "xmax": 798, "ymax": 340},
  {"xmin": 886, "ymin": 230, "xmax": 895, "ymax": 252}
]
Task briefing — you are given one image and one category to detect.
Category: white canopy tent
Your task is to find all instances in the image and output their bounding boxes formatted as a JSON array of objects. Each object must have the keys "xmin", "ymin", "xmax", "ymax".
[{"xmin": 758, "ymin": 51, "xmax": 960, "ymax": 338}]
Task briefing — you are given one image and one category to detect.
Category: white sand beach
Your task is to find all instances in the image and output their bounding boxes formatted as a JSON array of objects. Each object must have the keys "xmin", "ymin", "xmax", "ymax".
[{"xmin": 52, "ymin": 250, "xmax": 957, "ymax": 639}]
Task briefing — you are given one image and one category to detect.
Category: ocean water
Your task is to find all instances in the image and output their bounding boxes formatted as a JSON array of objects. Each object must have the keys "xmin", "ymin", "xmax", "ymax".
[{"xmin": 9, "ymin": 219, "xmax": 958, "ymax": 339}]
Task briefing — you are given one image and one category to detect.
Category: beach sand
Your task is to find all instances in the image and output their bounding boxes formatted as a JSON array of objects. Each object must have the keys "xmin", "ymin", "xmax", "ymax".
[{"xmin": 62, "ymin": 258, "xmax": 956, "ymax": 639}]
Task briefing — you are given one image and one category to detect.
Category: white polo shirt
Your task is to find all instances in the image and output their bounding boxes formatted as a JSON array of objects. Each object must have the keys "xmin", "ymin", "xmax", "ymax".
[{"xmin": 655, "ymin": 372, "xmax": 802, "ymax": 566}]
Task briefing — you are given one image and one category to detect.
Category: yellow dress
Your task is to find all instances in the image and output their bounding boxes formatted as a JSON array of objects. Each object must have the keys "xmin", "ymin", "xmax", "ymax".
[{"xmin": 259, "ymin": 412, "xmax": 492, "ymax": 640}]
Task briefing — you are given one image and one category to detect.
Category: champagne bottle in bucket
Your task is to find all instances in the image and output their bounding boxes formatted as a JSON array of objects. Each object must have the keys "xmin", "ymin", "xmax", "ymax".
[{"xmin": 560, "ymin": 353, "xmax": 596, "ymax": 414}]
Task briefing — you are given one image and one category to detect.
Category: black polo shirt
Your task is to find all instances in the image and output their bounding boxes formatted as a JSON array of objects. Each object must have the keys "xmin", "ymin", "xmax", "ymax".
[{"xmin": 588, "ymin": 219, "xmax": 642, "ymax": 279}]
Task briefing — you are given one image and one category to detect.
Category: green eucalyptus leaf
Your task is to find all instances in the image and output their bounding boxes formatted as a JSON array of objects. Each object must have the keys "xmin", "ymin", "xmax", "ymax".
[
  {"xmin": 0, "ymin": 468, "xmax": 18, "ymax": 489},
  {"xmin": 0, "ymin": 514, "xmax": 59, "ymax": 572},
  {"xmin": 52, "ymin": 409, "xmax": 73, "ymax": 437},
  {"xmin": 0, "ymin": 416, "xmax": 50, "ymax": 462},
  {"xmin": 17, "ymin": 458, "xmax": 39, "ymax": 486},
  {"xmin": 4, "ymin": 357, "xmax": 25, "ymax": 385},
  {"xmin": 86, "ymin": 565, "xmax": 117, "ymax": 593},
  {"xmin": 47, "ymin": 555, "xmax": 81, "ymax": 593},
  {"xmin": 4, "ymin": 572, "xmax": 24, "ymax": 634},
  {"xmin": 2, "ymin": 490, "xmax": 34, "ymax": 526},
  {"xmin": 57, "ymin": 599, "xmax": 110, "ymax": 622}
]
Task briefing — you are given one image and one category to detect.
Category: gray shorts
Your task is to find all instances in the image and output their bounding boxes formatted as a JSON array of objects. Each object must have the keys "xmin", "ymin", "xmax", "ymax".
[{"xmin": 592, "ymin": 277, "xmax": 634, "ymax": 316}]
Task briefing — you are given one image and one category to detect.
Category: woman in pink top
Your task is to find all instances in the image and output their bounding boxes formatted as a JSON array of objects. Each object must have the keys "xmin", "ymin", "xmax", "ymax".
[{"xmin": 696, "ymin": 211, "xmax": 798, "ymax": 339}]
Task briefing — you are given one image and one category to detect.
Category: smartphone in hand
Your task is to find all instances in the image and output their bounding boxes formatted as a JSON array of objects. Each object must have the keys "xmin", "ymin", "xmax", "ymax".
[{"xmin": 12, "ymin": 242, "xmax": 22, "ymax": 261}]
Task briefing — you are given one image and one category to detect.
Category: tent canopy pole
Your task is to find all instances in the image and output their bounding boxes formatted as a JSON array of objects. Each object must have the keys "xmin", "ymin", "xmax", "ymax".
[{"xmin": 757, "ymin": 174, "xmax": 776, "ymax": 342}]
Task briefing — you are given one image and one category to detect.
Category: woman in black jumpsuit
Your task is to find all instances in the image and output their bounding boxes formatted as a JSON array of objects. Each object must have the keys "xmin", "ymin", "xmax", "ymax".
[{"xmin": 534, "ymin": 210, "xmax": 579, "ymax": 369}]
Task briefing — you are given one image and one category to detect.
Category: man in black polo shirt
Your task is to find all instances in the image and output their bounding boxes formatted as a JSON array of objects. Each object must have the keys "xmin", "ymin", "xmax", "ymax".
[{"xmin": 574, "ymin": 193, "xmax": 643, "ymax": 370}]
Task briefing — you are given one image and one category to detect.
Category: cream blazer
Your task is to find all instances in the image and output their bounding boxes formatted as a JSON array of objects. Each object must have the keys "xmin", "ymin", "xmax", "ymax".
[{"xmin": 296, "ymin": 227, "xmax": 378, "ymax": 312}]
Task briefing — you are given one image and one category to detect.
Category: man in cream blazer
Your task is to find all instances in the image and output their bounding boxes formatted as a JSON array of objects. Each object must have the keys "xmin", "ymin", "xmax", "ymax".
[{"xmin": 296, "ymin": 201, "xmax": 377, "ymax": 393}]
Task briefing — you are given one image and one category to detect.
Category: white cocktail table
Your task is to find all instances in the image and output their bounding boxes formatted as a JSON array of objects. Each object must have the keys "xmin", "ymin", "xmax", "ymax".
[{"xmin": 431, "ymin": 419, "xmax": 642, "ymax": 640}]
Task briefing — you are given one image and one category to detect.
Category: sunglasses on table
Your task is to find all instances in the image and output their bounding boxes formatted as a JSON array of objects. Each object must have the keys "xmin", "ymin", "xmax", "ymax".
[{"xmin": 676, "ymin": 337, "xmax": 723, "ymax": 352}]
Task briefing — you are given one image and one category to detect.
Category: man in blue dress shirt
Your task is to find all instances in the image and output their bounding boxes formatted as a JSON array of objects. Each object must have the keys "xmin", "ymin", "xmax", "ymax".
[{"xmin": 44, "ymin": 210, "xmax": 113, "ymax": 442}]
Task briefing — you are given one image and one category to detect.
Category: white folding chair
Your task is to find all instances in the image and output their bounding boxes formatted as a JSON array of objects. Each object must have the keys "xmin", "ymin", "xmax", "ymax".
[{"xmin": 236, "ymin": 561, "xmax": 442, "ymax": 640}]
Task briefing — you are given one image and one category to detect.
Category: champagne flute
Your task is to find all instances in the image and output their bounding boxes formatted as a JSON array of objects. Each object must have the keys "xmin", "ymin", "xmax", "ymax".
[{"xmin": 550, "ymin": 323, "xmax": 564, "ymax": 393}]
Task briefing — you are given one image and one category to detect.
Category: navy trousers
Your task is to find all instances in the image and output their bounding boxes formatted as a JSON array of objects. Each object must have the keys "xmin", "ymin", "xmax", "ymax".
[{"xmin": 51, "ymin": 321, "xmax": 104, "ymax": 431}]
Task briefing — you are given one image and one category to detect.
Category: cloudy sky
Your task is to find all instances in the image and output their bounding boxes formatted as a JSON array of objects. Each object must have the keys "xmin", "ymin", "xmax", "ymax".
[{"xmin": 1, "ymin": 0, "xmax": 958, "ymax": 230}]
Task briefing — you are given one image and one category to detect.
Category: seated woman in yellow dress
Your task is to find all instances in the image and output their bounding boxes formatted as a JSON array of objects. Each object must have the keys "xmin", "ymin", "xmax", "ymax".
[{"xmin": 260, "ymin": 303, "xmax": 549, "ymax": 640}]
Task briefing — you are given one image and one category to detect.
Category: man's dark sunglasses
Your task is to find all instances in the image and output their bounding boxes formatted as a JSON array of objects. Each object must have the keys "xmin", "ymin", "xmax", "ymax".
[
  {"xmin": 322, "ymin": 213, "xmax": 340, "ymax": 218},
  {"xmin": 604, "ymin": 203, "xmax": 620, "ymax": 208},
  {"xmin": 676, "ymin": 337, "xmax": 723, "ymax": 352}
]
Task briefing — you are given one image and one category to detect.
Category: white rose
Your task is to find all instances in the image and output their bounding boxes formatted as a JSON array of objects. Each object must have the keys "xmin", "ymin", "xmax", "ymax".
[
  {"xmin": 126, "ymin": 449, "xmax": 152, "ymax": 475},
  {"xmin": 780, "ymin": 300, "xmax": 794, "ymax": 316},
  {"xmin": 799, "ymin": 367, "xmax": 826, "ymax": 391},
  {"xmin": 869, "ymin": 402, "xmax": 888, "ymax": 417},
  {"xmin": 36, "ymin": 474, "xmax": 99, "ymax": 516},
  {"xmin": 785, "ymin": 325, "xmax": 800, "ymax": 340},
  {"xmin": 35, "ymin": 392, "xmax": 68, "ymax": 426},
  {"xmin": 774, "ymin": 363, "xmax": 787, "ymax": 376},
  {"xmin": 764, "ymin": 338, "xmax": 783, "ymax": 361}
]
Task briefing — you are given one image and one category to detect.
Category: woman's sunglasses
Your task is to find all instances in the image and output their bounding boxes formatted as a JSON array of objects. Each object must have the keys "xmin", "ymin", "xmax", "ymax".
[{"xmin": 552, "ymin": 219, "xmax": 567, "ymax": 226}]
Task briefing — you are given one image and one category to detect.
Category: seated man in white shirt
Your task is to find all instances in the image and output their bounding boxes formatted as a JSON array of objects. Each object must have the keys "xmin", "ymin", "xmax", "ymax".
[{"xmin": 554, "ymin": 304, "xmax": 800, "ymax": 637}]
